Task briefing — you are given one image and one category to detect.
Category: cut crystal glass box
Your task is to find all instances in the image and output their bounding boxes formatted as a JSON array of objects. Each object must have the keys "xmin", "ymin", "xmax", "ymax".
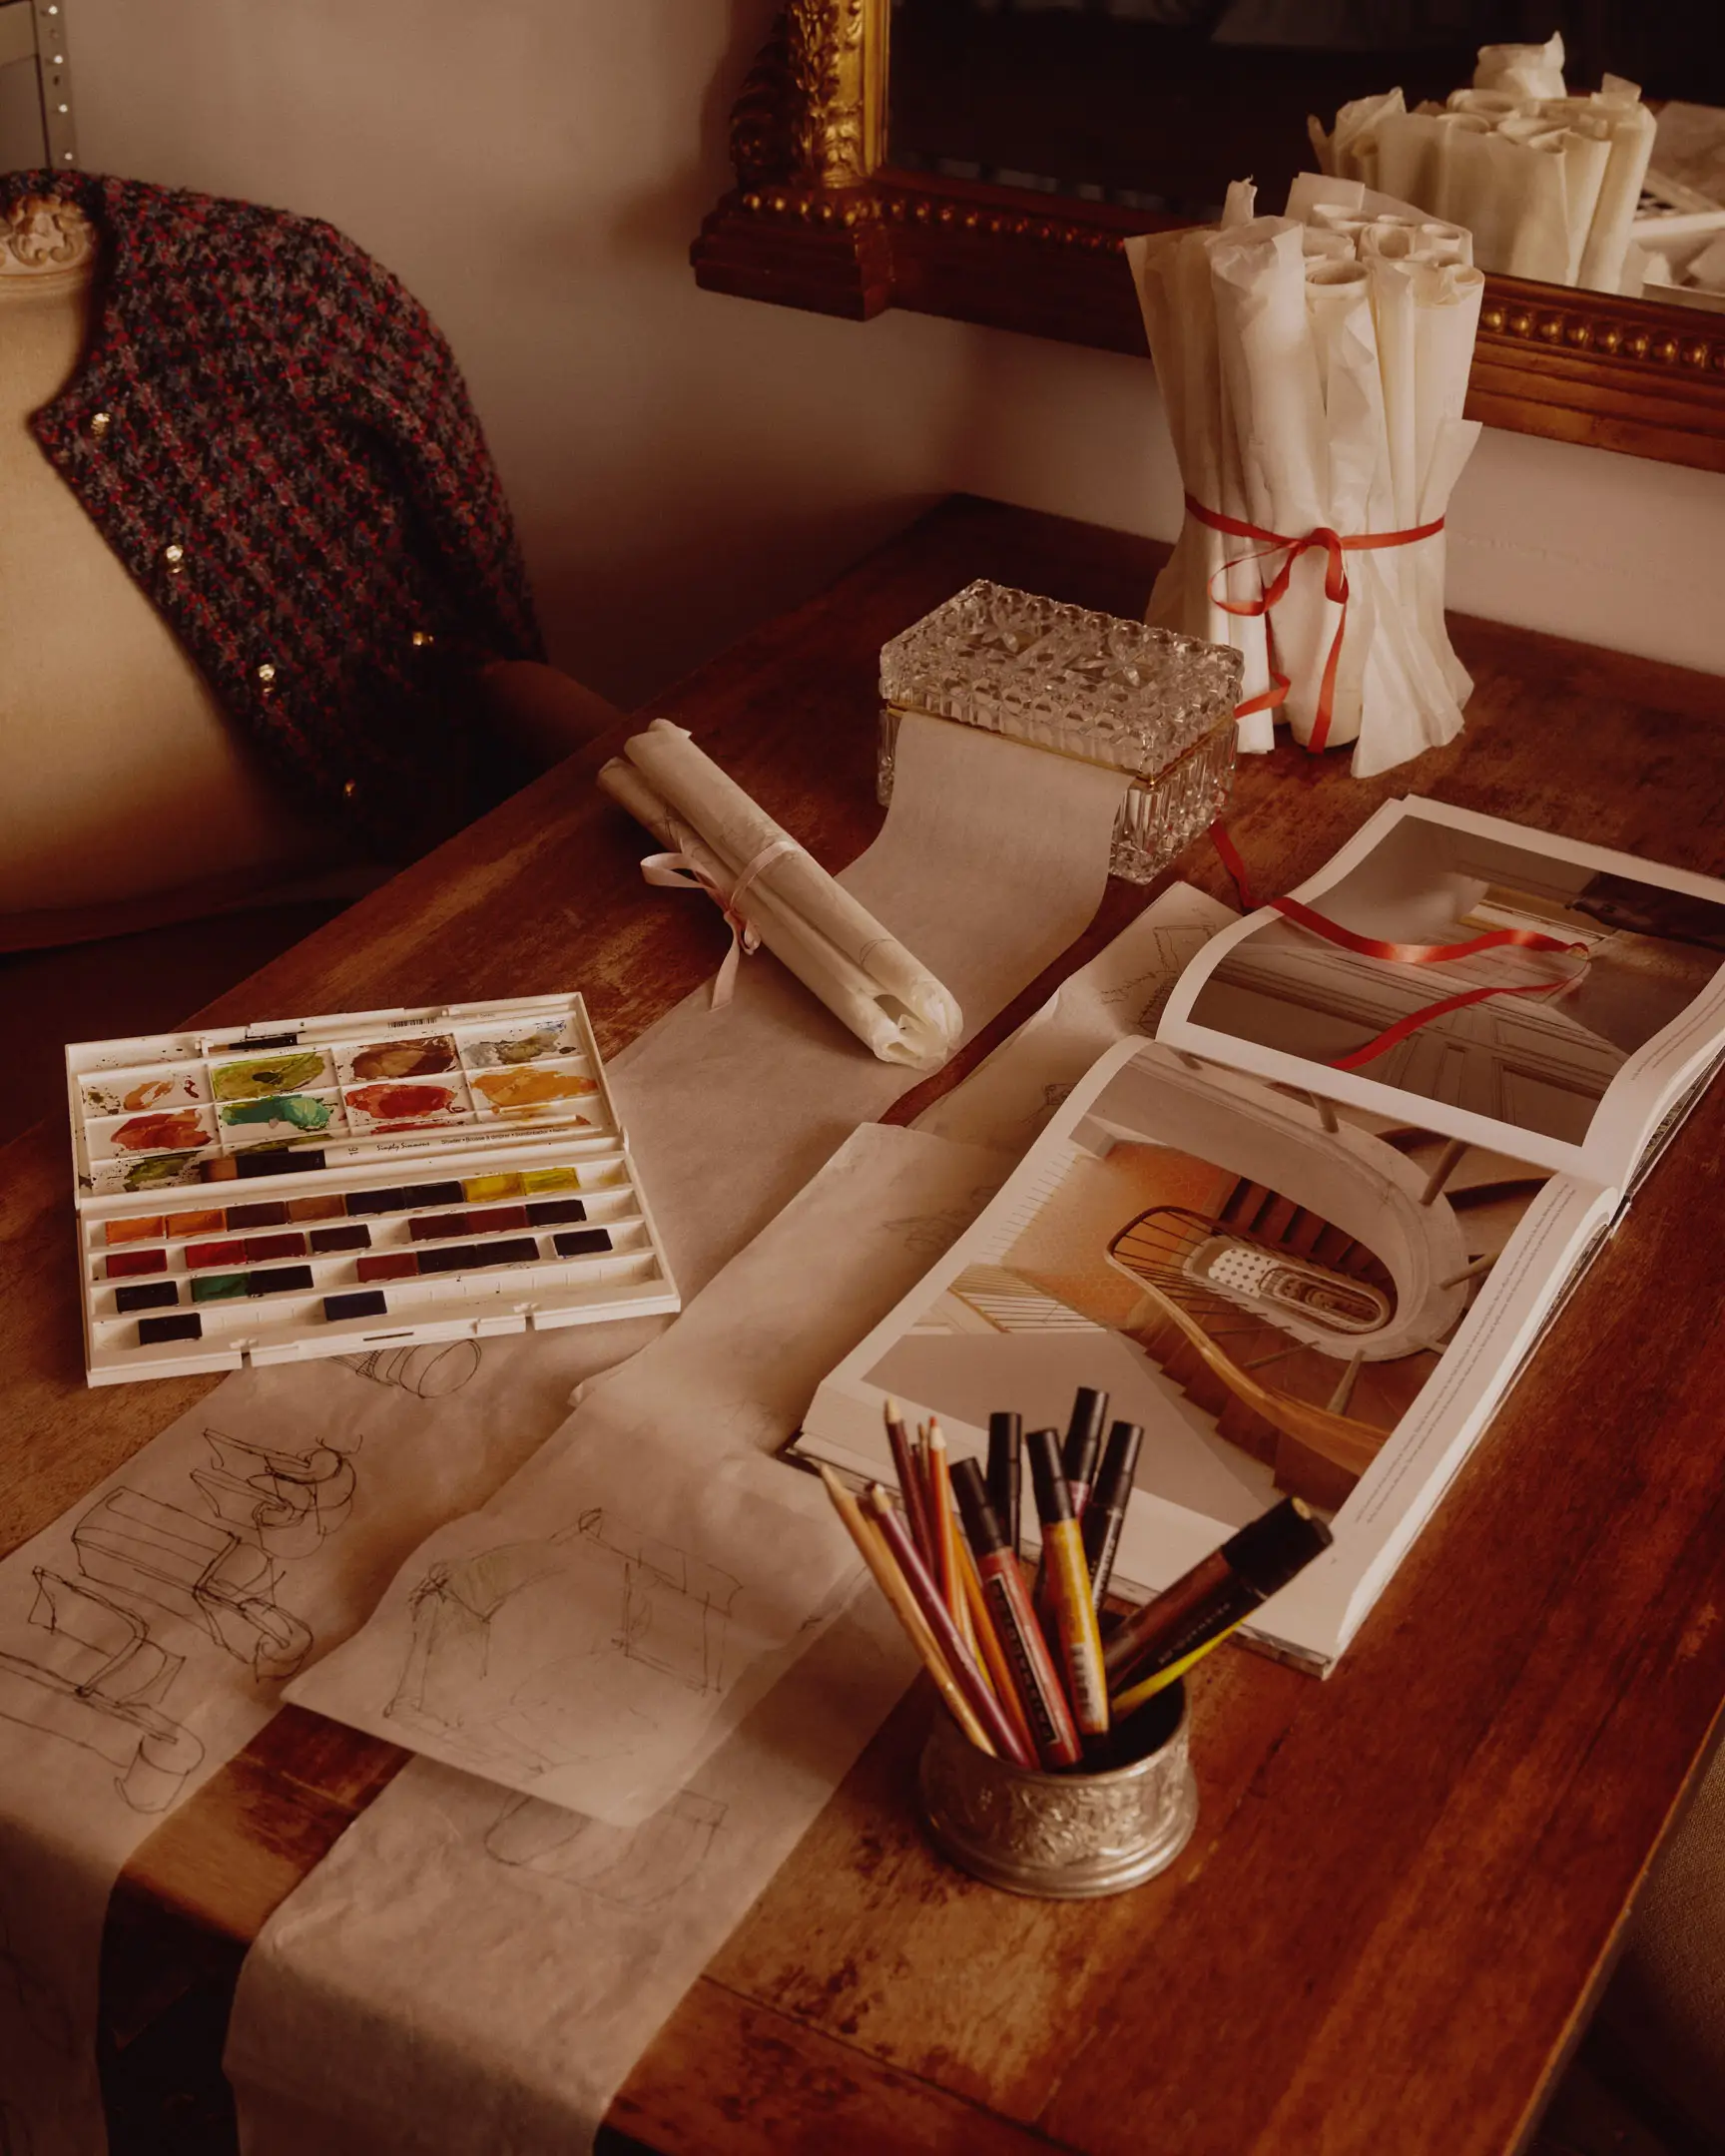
[{"xmin": 878, "ymin": 580, "xmax": 1242, "ymax": 883}]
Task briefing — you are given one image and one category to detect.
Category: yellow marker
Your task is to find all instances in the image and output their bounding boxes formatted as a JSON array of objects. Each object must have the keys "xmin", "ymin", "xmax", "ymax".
[
  {"xmin": 1111, "ymin": 1625, "xmax": 1238, "ymax": 1718},
  {"xmin": 1025, "ymin": 1428, "xmax": 1110, "ymax": 1739}
]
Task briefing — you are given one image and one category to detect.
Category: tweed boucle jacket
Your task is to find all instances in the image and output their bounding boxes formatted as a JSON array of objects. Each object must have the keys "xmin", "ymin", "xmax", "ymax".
[{"xmin": 5, "ymin": 170, "xmax": 544, "ymax": 857}]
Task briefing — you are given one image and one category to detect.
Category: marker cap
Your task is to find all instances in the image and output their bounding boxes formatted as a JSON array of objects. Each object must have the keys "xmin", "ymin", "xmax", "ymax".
[
  {"xmin": 951, "ymin": 1455, "xmax": 1006, "ymax": 1556},
  {"xmin": 1089, "ymin": 1421, "xmax": 1144, "ymax": 1514},
  {"xmin": 1222, "ymin": 1497, "xmax": 1334, "ymax": 1600},
  {"xmin": 1024, "ymin": 1426, "xmax": 1073, "ymax": 1523},
  {"xmin": 1062, "ymin": 1386, "xmax": 1109, "ymax": 1487}
]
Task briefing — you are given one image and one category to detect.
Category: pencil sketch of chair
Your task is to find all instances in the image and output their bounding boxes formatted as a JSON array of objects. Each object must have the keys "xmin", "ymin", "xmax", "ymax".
[
  {"xmin": 341, "ymin": 1340, "xmax": 482, "ymax": 1398},
  {"xmin": 0, "ymin": 1571, "xmax": 205, "ymax": 1813},
  {"xmin": 484, "ymin": 1788, "xmax": 728, "ymax": 1909},
  {"xmin": 192, "ymin": 1427, "xmax": 356, "ymax": 1559},
  {"xmin": 385, "ymin": 1510, "xmax": 744, "ymax": 1773},
  {"xmin": 609, "ymin": 1520, "xmax": 742, "ymax": 1695},
  {"xmin": 72, "ymin": 1489, "xmax": 313, "ymax": 1681}
]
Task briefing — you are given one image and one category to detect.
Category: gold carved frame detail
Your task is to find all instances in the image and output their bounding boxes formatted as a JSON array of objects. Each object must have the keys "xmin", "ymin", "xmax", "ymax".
[{"xmin": 694, "ymin": 2, "xmax": 1725, "ymax": 474}]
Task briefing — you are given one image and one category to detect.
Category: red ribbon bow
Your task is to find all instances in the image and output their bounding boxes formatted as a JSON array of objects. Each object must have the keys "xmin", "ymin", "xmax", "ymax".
[{"xmin": 1186, "ymin": 494, "xmax": 1445, "ymax": 753}]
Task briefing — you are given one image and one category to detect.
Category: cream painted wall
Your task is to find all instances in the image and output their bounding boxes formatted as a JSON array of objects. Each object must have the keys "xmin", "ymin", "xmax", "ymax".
[{"xmin": 67, "ymin": 0, "xmax": 1725, "ymax": 708}]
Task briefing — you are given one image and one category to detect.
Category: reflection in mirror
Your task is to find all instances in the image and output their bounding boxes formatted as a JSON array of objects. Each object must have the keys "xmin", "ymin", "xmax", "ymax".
[{"xmin": 888, "ymin": 3, "xmax": 1725, "ymax": 309}]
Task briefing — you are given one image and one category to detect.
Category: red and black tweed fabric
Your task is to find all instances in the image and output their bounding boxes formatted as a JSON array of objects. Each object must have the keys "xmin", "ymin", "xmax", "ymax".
[{"xmin": 6, "ymin": 170, "xmax": 544, "ymax": 858}]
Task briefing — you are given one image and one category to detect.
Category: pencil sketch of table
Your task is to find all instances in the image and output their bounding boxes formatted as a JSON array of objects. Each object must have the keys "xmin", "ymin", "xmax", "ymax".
[{"xmin": 5, "ymin": 498, "xmax": 1725, "ymax": 2155}]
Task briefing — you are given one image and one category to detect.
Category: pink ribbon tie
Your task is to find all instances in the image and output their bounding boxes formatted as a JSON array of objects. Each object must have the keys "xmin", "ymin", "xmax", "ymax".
[{"xmin": 641, "ymin": 830, "xmax": 801, "ymax": 1007}]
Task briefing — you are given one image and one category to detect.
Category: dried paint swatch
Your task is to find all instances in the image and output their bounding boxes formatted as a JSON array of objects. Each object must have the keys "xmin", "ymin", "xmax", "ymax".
[
  {"xmin": 121, "ymin": 1151, "xmax": 205, "ymax": 1192},
  {"xmin": 462, "ymin": 1025, "xmax": 566, "ymax": 1068},
  {"xmin": 212, "ymin": 1051, "xmax": 327, "ymax": 1101},
  {"xmin": 345, "ymin": 1083, "xmax": 459, "ymax": 1122},
  {"xmin": 220, "ymin": 1094, "xmax": 334, "ymax": 1134},
  {"xmin": 348, "ymin": 1037, "xmax": 456, "ymax": 1081},
  {"xmin": 112, "ymin": 1111, "xmax": 209, "ymax": 1154},
  {"xmin": 82, "ymin": 1069, "xmax": 203, "ymax": 1116},
  {"xmin": 472, "ymin": 1068, "xmax": 597, "ymax": 1111}
]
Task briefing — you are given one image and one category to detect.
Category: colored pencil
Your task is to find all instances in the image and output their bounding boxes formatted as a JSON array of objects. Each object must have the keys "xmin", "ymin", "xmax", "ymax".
[
  {"xmin": 924, "ymin": 1419, "xmax": 971, "ymax": 1642},
  {"xmin": 817, "ymin": 1465, "xmax": 995, "ymax": 1756},
  {"xmin": 864, "ymin": 1485, "xmax": 1036, "ymax": 1768},
  {"xmin": 882, "ymin": 1395, "xmax": 937, "ymax": 1568}
]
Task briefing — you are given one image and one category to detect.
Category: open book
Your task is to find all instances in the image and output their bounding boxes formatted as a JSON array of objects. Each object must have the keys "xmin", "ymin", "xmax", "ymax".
[{"xmin": 794, "ymin": 799, "xmax": 1725, "ymax": 1672}]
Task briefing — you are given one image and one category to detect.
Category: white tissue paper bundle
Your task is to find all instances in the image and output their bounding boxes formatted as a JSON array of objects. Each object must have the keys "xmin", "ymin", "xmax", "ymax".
[
  {"xmin": 1311, "ymin": 30, "xmax": 1655, "ymax": 294},
  {"xmin": 1127, "ymin": 178, "xmax": 1483, "ymax": 780}
]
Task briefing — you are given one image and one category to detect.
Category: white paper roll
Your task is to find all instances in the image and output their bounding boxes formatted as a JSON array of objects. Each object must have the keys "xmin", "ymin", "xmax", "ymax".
[
  {"xmin": 1473, "ymin": 31, "xmax": 1565, "ymax": 101},
  {"xmin": 1210, "ymin": 218, "xmax": 1334, "ymax": 745},
  {"xmin": 601, "ymin": 722, "xmax": 962, "ymax": 1069}
]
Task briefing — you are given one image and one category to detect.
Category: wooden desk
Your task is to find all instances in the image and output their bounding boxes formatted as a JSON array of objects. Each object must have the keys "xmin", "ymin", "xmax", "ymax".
[{"xmin": 7, "ymin": 497, "xmax": 1725, "ymax": 2154}]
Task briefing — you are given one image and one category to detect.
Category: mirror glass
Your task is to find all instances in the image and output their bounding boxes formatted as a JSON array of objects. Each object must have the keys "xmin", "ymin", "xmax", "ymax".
[{"xmin": 888, "ymin": 2, "xmax": 1725, "ymax": 315}]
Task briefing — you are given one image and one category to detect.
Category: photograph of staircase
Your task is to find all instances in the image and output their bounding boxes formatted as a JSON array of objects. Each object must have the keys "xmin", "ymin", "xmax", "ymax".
[{"xmin": 866, "ymin": 1046, "xmax": 1551, "ymax": 1520}]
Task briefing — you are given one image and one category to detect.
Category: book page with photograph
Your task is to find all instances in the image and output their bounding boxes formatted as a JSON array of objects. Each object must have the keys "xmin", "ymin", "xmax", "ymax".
[
  {"xmin": 797, "ymin": 1036, "xmax": 1617, "ymax": 1670},
  {"xmin": 1159, "ymin": 799, "xmax": 1725, "ymax": 1186}
]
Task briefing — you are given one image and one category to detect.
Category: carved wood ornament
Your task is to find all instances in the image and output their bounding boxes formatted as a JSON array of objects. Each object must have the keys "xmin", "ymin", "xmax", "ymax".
[
  {"xmin": 0, "ymin": 197, "xmax": 96, "ymax": 280},
  {"xmin": 694, "ymin": 5, "xmax": 1725, "ymax": 474}
]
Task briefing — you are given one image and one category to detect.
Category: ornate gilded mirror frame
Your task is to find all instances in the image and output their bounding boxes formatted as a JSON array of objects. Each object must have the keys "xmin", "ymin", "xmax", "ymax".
[{"xmin": 694, "ymin": 1, "xmax": 1725, "ymax": 474}]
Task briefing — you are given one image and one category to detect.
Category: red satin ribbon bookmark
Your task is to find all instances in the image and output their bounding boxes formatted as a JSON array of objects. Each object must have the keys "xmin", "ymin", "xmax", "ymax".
[
  {"xmin": 1186, "ymin": 495, "xmax": 1445, "ymax": 753},
  {"xmin": 1210, "ymin": 819, "xmax": 1263, "ymax": 913},
  {"xmin": 1207, "ymin": 822, "xmax": 1590, "ymax": 1072}
]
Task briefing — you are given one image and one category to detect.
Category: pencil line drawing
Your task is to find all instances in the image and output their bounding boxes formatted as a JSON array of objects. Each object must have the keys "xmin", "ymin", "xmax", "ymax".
[
  {"xmin": 882, "ymin": 1185, "xmax": 1002, "ymax": 1260},
  {"xmin": 1093, "ymin": 925, "xmax": 1217, "ymax": 1035},
  {"xmin": 0, "ymin": 1428, "xmax": 353, "ymax": 1817},
  {"xmin": 341, "ymin": 1341, "xmax": 483, "ymax": 1398},
  {"xmin": 383, "ymin": 1510, "xmax": 743, "ymax": 1780},
  {"xmin": 483, "ymin": 1787, "xmax": 728, "ymax": 1910},
  {"xmin": 192, "ymin": 1426, "xmax": 357, "ymax": 1558},
  {"xmin": 0, "ymin": 1571, "xmax": 205, "ymax": 1813},
  {"xmin": 72, "ymin": 1488, "xmax": 314, "ymax": 1681}
]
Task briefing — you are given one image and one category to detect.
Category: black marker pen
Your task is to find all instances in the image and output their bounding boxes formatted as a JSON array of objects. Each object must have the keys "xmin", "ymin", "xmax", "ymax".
[
  {"xmin": 986, "ymin": 1410, "xmax": 1022, "ymax": 1560},
  {"xmin": 1080, "ymin": 1419, "xmax": 1143, "ymax": 1614},
  {"xmin": 1062, "ymin": 1385, "xmax": 1110, "ymax": 1517}
]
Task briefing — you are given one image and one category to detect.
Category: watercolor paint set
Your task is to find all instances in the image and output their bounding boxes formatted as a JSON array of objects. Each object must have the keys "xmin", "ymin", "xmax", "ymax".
[{"xmin": 67, "ymin": 993, "xmax": 680, "ymax": 1384}]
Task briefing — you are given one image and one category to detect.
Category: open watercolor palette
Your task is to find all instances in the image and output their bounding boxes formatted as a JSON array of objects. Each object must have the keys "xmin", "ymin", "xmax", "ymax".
[{"xmin": 67, "ymin": 993, "xmax": 680, "ymax": 1384}]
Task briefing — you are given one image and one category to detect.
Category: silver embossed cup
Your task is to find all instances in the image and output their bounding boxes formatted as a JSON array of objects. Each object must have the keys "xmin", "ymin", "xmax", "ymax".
[{"xmin": 916, "ymin": 1679, "xmax": 1197, "ymax": 1898}]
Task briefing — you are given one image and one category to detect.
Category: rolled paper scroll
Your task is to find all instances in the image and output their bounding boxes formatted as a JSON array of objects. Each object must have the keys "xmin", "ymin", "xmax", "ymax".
[
  {"xmin": 1209, "ymin": 218, "xmax": 1334, "ymax": 744},
  {"xmin": 599, "ymin": 721, "xmax": 962, "ymax": 1070},
  {"xmin": 1576, "ymin": 84, "xmax": 1657, "ymax": 295},
  {"xmin": 1473, "ymin": 32, "xmax": 1566, "ymax": 102},
  {"xmin": 1134, "ymin": 225, "xmax": 1273, "ymax": 743}
]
